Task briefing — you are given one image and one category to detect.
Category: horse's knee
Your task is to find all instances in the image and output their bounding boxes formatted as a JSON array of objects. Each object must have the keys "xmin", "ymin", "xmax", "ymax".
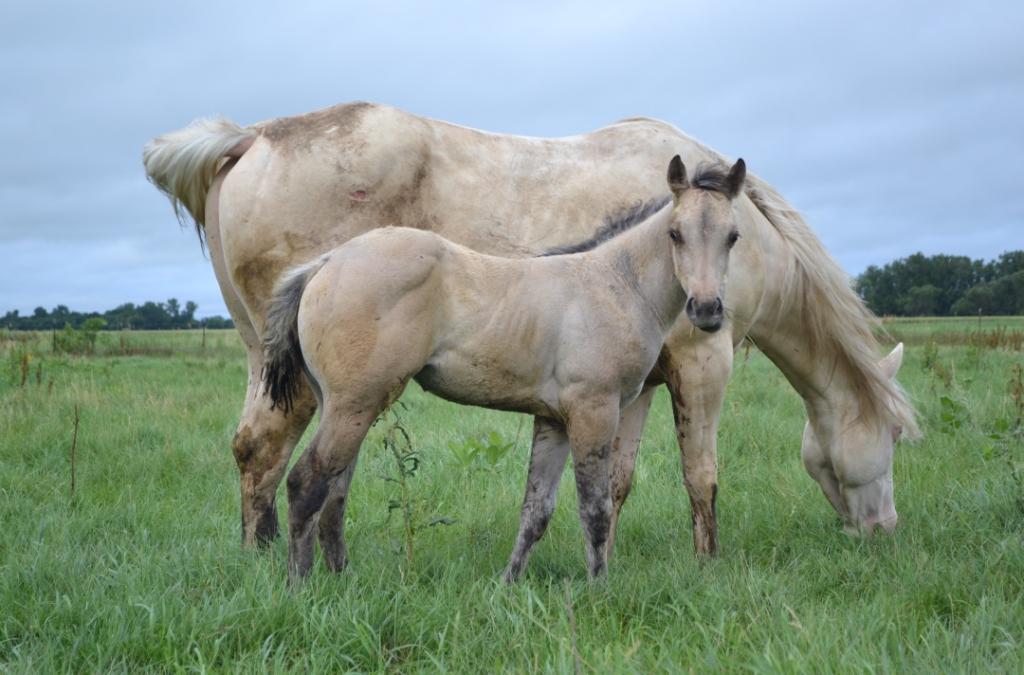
[
  {"xmin": 583, "ymin": 504, "xmax": 611, "ymax": 551},
  {"xmin": 232, "ymin": 419, "xmax": 302, "ymax": 480},
  {"xmin": 232, "ymin": 426, "xmax": 259, "ymax": 470},
  {"xmin": 576, "ymin": 471, "xmax": 612, "ymax": 545}
]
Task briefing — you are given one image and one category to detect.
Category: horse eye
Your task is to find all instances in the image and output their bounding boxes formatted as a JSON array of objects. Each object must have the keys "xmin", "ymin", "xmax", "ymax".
[
  {"xmin": 727, "ymin": 231, "xmax": 740, "ymax": 248},
  {"xmin": 668, "ymin": 229, "xmax": 682, "ymax": 245}
]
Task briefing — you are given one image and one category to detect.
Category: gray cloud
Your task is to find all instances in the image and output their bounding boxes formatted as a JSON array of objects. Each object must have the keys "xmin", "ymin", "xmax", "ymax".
[{"xmin": 2, "ymin": 0, "xmax": 1021, "ymax": 317}]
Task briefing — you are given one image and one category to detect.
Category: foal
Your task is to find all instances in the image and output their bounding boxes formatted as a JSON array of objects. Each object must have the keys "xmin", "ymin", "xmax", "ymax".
[{"xmin": 263, "ymin": 155, "xmax": 746, "ymax": 584}]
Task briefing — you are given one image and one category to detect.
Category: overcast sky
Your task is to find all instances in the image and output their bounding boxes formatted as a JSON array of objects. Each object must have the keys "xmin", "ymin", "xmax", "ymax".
[{"xmin": 2, "ymin": 1, "xmax": 1022, "ymax": 318}]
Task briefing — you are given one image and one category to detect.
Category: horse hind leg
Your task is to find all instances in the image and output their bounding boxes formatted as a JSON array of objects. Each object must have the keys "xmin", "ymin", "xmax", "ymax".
[
  {"xmin": 286, "ymin": 395, "xmax": 395, "ymax": 586},
  {"xmin": 317, "ymin": 458, "xmax": 358, "ymax": 573},
  {"xmin": 315, "ymin": 369, "xmax": 422, "ymax": 573},
  {"xmin": 502, "ymin": 417, "xmax": 571, "ymax": 583}
]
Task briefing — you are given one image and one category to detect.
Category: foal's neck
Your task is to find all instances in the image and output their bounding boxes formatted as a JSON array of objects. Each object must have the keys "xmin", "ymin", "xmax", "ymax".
[{"xmin": 593, "ymin": 204, "xmax": 685, "ymax": 331}]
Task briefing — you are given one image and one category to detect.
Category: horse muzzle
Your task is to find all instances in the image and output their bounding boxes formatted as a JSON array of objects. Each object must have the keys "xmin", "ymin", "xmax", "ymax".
[{"xmin": 685, "ymin": 296, "xmax": 724, "ymax": 332}]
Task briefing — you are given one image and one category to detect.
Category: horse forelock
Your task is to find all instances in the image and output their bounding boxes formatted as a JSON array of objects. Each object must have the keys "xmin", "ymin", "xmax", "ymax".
[
  {"xmin": 745, "ymin": 175, "xmax": 921, "ymax": 440},
  {"xmin": 689, "ymin": 162, "xmax": 737, "ymax": 196}
]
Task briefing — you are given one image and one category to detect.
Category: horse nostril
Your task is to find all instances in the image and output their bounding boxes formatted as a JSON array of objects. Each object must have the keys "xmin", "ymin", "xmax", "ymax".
[
  {"xmin": 695, "ymin": 299, "xmax": 718, "ymax": 319},
  {"xmin": 713, "ymin": 297, "xmax": 723, "ymax": 314},
  {"xmin": 685, "ymin": 297, "xmax": 695, "ymax": 315}
]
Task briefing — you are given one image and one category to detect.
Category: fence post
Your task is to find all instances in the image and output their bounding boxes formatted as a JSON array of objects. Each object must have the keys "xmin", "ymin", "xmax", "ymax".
[{"xmin": 70, "ymin": 405, "xmax": 80, "ymax": 497}]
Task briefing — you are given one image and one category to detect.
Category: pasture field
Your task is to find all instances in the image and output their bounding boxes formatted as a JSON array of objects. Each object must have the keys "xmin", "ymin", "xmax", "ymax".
[
  {"xmin": 881, "ymin": 315, "xmax": 1024, "ymax": 349},
  {"xmin": 1, "ymin": 321, "xmax": 1022, "ymax": 673}
]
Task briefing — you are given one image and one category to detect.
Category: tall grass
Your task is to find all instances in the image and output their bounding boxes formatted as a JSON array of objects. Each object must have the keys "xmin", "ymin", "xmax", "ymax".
[
  {"xmin": 881, "ymin": 316, "xmax": 1024, "ymax": 350},
  {"xmin": 1, "ymin": 330, "xmax": 1021, "ymax": 671}
]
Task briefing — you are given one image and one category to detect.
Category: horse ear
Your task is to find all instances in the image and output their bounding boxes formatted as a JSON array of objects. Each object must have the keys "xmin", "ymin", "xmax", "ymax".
[
  {"xmin": 667, "ymin": 155, "xmax": 687, "ymax": 196},
  {"xmin": 726, "ymin": 158, "xmax": 746, "ymax": 199},
  {"xmin": 879, "ymin": 342, "xmax": 904, "ymax": 380}
]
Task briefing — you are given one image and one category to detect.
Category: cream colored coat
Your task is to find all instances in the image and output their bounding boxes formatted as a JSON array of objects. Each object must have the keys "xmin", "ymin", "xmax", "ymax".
[{"xmin": 144, "ymin": 102, "xmax": 918, "ymax": 565}]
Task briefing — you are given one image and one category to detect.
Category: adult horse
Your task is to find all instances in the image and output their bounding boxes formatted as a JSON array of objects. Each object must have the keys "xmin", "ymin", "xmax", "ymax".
[{"xmin": 144, "ymin": 102, "xmax": 919, "ymax": 561}]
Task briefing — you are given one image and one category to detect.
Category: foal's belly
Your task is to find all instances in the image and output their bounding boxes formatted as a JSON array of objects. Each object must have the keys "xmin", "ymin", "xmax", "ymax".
[{"xmin": 413, "ymin": 355, "xmax": 558, "ymax": 418}]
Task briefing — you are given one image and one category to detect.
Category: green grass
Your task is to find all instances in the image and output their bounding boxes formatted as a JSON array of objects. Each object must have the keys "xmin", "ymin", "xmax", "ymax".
[
  {"xmin": 1, "ymin": 329, "xmax": 1022, "ymax": 672},
  {"xmin": 880, "ymin": 316, "xmax": 1024, "ymax": 349}
]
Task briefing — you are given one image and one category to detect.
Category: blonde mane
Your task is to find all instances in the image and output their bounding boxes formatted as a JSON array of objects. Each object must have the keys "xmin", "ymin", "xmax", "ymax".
[{"xmin": 744, "ymin": 175, "xmax": 921, "ymax": 439}]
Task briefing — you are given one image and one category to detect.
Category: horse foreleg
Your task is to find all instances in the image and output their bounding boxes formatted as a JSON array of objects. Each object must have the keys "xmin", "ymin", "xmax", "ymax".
[
  {"xmin": 567, "ymin": 397, "xmax": 620, "ymax": 579},
  {"xmin": 502, "ymin": 417, "xmax": 571, "ymax": 583},
  {"xmin": 660, "ymin": 332, "xmax": 734, "ymax": 557},
  {"xmin": 607, "ymin": 386, "xmax": 656, "ymax": 557},
  {"xmin": 206, "ymin": 160, "xmax": 316, "ymax": 548},
  {"xmin": 232, "ymin": 347, "xmax": 317, "ymax": 547},
  {"xmin": 209, "ymin": 171, "xmax": 318, "ymax": 548}
]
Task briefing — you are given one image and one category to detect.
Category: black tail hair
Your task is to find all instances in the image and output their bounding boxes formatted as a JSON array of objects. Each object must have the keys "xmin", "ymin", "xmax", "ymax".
[{"xmin": 261, "ymin": 257, "xmax": 328, "ymax": 413}]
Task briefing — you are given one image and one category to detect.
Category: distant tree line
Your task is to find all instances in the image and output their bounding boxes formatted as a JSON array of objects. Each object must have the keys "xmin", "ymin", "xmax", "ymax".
[
  {"xmin": 855, "ymin": 250, "xmax": 1024, "ymax": 316},
  {"xmin": 1, "ymin": 299, "xmax": 234, "ymax": 331},
  {"xmin": 5, "ymin": 250, "xmax": 1021, "ymax": 328}
]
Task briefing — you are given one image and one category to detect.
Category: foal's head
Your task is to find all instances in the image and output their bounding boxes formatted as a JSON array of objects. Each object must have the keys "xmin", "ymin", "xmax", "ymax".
[{"xmin": 665, "ymin": 156, "xmax": 746, "ymax": 332}]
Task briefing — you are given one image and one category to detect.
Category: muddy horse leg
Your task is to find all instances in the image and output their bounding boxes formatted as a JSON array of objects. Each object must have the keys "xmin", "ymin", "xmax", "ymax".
[
  {"xmin": 231, "ymin": 343, "xmax": 317, "ymax": 546},
  {"xmin": 206, "ymin": 166, "xmax": 318, "ymax": 547},
  {"xmin": 660, "ymin": 332, "xmax": 733, "ymax": 557},
  {"xmin": 502, "ymin": 417, "xmax": 571, "ymax": 583},
  {"xmin": 607, "ymin": 386, "xmax": 657, "ymax": 557},
  {"xmin": 317, "ymin": 458, "xmax": 358, "ymax": 572},
  {"xmin": 566, "ymin": 397, "xmax": 620, "ymax": 579},
  {"xmin": 213, "ymin": 285, "xmax": 317, "ymax": 547},
  {"xmin": 286, "ymin": 401, "xmax": 379, "ymax": 585}
]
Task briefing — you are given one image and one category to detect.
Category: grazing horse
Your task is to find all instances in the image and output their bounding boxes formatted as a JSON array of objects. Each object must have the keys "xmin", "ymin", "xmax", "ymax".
[
  {"xmin": 143, "ymin": 102, "xmax": 919, "ymax": 560},
  {"xmin": 263, "ymin": 157, "xmax": 746, "ymax": 583}
]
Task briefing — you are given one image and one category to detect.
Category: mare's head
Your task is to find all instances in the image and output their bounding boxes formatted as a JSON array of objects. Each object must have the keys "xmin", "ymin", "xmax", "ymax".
[
  {"xmin": 800, "ymin": 343, "xmax": 918, "ymax": 534},
  {"xmin": 665, "ymin": 156, "xmax": 746, "ymax": 332}
]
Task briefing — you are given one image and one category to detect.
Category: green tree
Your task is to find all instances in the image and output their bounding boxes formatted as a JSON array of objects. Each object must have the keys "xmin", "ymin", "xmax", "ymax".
[
  {"xmin": 991, "ymin": 250, "xmax": 1024, "ymax": 278},
  {"xmin": 136, "ymin": 301, "xmax": 172, "ymax": 329},
  {"xmin": 183, "ymin": 301, "xmax": 198, "ymax": 327},
  {"xmin": 1, "ymin": 309, "xmax": 19, "ymax": 329},
  {"xmin": 857, "ymin": 250, "xmax": 1021, "ymax": 316},
  {"xmin": 954, "ymin": 270, "xmax": 1024, "ymax": 315},
  {"xmin": 82, "ymin": 317, "xmax": 106, "ymax": 351},
  {"xmin": 952, "ymin": 283, "xmax": 996, "ymax": 316},
  {"xmin": 902, "ymin": 284, "xmax": 941, "ymax": 316},
  {"xmin": 104, "ymin": 303, "xmax": 137, "ymax": 330}
]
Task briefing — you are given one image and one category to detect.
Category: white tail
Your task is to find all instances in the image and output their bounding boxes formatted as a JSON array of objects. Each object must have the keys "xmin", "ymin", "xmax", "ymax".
[{"xmin": 143, "ymin": 117, "xmax": 256, "ymax": 245}]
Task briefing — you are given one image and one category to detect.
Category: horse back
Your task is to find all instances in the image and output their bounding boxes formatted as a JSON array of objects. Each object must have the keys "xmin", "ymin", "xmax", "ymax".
[{"xmin": 216, "ymin": 101, "xmax": 758, "ymax": 339}]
